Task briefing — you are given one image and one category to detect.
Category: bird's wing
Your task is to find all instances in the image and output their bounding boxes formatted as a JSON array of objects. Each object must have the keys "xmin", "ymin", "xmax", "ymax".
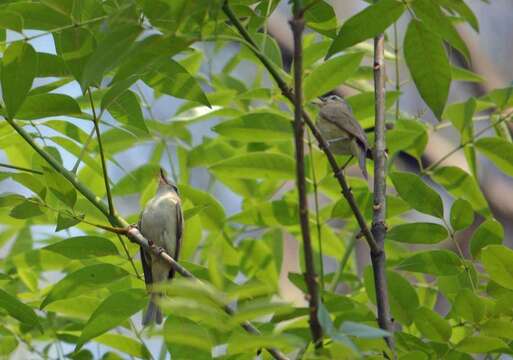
[
  {"xmin": 140, "ymin": 246, "xmax": 153, "ymax": 286},
  {"xmin": 320, "ymin": 103, "xmax": 369, "ymax": 149},
  {"xmin": 168, "ymin": 201, "xmax": 184, "ymax": 280}
]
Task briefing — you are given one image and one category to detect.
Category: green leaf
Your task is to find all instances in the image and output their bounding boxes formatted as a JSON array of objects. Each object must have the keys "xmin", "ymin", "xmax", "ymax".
[
  {"xmin": 450, "ymin": 199, "xmax": 474, "ymax": 231},
  {"xmin": 437, "ymin": 0, "xmax": 479, "ymax": 32},
  {"xmin": 340, "ymin": 321, "xmax": 390, "ymax": 338},
  {"xmin": 481, "ymin": 245, "xmax": 513, "ymax": 290},
  {"xmin": 386, "ymin": 222, "xmax": 448, "ymax": 244},
  {"xmin": 180, "ymin": 184, "xmax": 226, "ymax": 231},
  {"xmin": 0, "ymin": 289, "xmax": 41, "ymax": 329},
  {"xmin": 230, "ymin": 298, "xmax": 293, "ymax": 324},
  {"xmin": 475, "ymin": 137, "xmax": 513, "ymax": 177},
  {"xmin": 82, "ymin": 25, "xmax": 142, "ymax": 89},
  {"xmin": 107, "ymin": 90, "xmax": 148, "ymax": 133},
  {"xmin": 389, "ymin": 172, "xmax": 444, "ymax": 218},
  {"xmin": 451, "ymin": 66, "xmax": 484, "ymax": 83},
  {"xmin": 77, "ymin": 289, "xmax": 147, "ymax": 349},
  {"xmin": 398, "ymin": 250, "xmax": 463, "ymax": 275},
  {"xmin": 444, "ymin": 98, "xmax": 477, "ymax": 176},
  {"xmin": 1, "ymin": 42, "xmax": 38, "ymax": 119},
  {"xmin": 226, "ymin": 332, "xmax": 304, "ymax": 356},
  {"xmin": 55, "ymin": 27, "xmax": 96, "ymax": 87},
  {"xmin": 44, "ymin": 236, "xmax": 118, "ymax": 259},
  {"xmin": 10, "ymin": 200, "xmax": 44, "ymax": 219},
  {"xmin": 456, "ymin": 336, "xmax": 508, "ymax": 353},
  {"xmin": 6, "ymin": 2, "xmax": 71, "ymax": 30},
  {"xmin": 327, "ymin": 0, "xmax": 405, "ymax": 56},
  {"xmin": 113, "ymin": 34, "xmax": 192, "ymax": 83},
  {"xmin": 481, "ymin": 319, "xmax": 513, "ymax": 340},
  {"xmin": 413, "ymin": 307, "xmax": 451, "ymax": 342},
  {"xmin": 0, "ymin": 11, "xmax": 23, "ymax": 33},
  {"xmin": 42, "ymin": 165, "xmax": 77, "ymax": 208},
  {"xmin": 16, "ymin": 93, "xmax": 82, "ymax": 120},
  {"xmin": 387, "ymin": 118, "xmax": 428, "ymax": 159},
  {"xmin": 143, "ymin": 58, "xmax": 211, "ymax": 107},
  {"xmin": 432, "ymin": 166, "xmax": 490, "ymax": 216},
  {"xmin": 55, "ymin": 211, "xmax": 83, "ymax": 231},
  {"xmin": 304, "ymin": 52, "xmax": 363, "ymax": 101},
  {"xmin": 95, "ymin": 333, "xmax": 151, "ymax": 359},
  {"xmin": 364, "ymin": 269, "xmax": 419, "ymax": 325},
  {"xmin": 411, "ymin": 0, "xmax": 470, "ymax": 60},
  {"xmin": 36, "ymin": 53, "xmax": 68, "ymax": 77},
  {"xmin": 213, "ymin": 112, "xmax": 292, "ymax": 142},
  {"xmin": 40, "ymin": 264, "xmax": 129, "ymax": 308},
  {"xmin": 112, "ymin": 164, "xmax": 160, "ymax": 196},
  {"xmin": 210, "ymin": 153, "xmax": 295, "ymax": 180},
  {"xmin": 453, "ymin": 288, "xmax": 485, "ymax": 323},
  {"xmin": 404, "ymin": 19, "xmax": 451, "ymax": 118},
  {"xmin": 304, "ymin": 0, "xmax": 338, "ymax": 38},
  {"xmin": 470, "ymin": 219, "xmax": 503, "ymax": 258},
  {"xmin": 164, "ymin": 317, "xmax": 214, "ymax": 359}
]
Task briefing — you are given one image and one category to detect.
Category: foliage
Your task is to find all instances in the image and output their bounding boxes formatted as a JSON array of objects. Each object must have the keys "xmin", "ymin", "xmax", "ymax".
[{"xmin": 0, "ymin": 0, "xmax": 512, "ymax": 359}]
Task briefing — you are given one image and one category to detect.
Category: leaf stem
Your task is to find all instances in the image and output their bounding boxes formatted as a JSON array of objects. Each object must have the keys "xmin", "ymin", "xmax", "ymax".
[
  {"xmin": 88, "ymin": 88, "xmax": 115, "ymax": 217},
  {"xmin": 0, "ymin": 162, "xmax": 42, "ymax": 175},
  {"xmin": 423, "ymin": 113, "xmax": 513, "ymax": 174}
]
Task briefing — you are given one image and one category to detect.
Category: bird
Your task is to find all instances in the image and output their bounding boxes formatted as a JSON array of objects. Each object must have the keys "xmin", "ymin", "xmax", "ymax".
[
  {"xmin": 139, "ymin": 168, "xmax": 183, "ymax": 325},
  {"xmin": 313, "ymin": 94, "xmax": 371, "ymax": 179}
]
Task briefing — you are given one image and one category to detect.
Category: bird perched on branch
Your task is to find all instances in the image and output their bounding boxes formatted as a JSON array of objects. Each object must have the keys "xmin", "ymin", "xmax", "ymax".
[
  {"xmin": 313, "ymin": 94, "xmax": 371, "ymax": 179},
  {"xmin": 139, "ymin": 168, "xmax": 183, "ymax": 325}
]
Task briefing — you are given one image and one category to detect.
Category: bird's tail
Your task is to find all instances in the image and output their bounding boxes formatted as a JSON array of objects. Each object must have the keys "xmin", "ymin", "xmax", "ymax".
[
  {"xmin": 358, "ymin": 147, "xmax": 368, "ymax": 180},
  {"xmin": 142, "ymin": 293, "xmax": 163, "ymax": 326}
]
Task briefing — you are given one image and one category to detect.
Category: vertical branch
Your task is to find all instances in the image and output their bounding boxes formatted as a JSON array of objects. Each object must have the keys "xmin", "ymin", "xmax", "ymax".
[
  {"xmin": 393, "ymin": 22, "xmax": 400, "ymax": 121},
  {"xmin": 371, "ymin": 30, "xmax": 395, "ymax": 350},
  {"xmin": 88, "ymin": 88, "xmax": 115, "ymax": 218},
  {"xmin": 307, "ymin": 130, "xmax": 324, "ymax": 293},
  {"xmin": 222, "ymin": 0, "xmax": 379, "ymax": 257},
  {"xmin": 290, "ymin": 12, "xmax": 323, "ymax": 348}
]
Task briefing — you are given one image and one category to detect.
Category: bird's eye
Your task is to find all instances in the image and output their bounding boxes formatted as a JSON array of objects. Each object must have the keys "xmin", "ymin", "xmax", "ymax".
[{"xmin": 172, "ymin": 184, "xmax": 179, "ymax": 194}]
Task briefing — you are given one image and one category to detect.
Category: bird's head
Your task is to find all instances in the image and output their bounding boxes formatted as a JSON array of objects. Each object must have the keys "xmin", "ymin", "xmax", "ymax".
[
  {"xmin": 158, "ymin": 168, "xmax": 179, "ymax": 194},
  {"xmin": 312, "ymin": 94, "xmax": 351, "ymax": 110}
]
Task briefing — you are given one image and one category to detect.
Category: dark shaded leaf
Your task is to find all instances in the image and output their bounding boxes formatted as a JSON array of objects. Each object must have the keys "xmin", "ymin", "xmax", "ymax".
[
  {"xmin": 404, "ymin": 19, "xmax": 450, "ymax": 118},
  {"xmin": 1, "ymin": 42, "xmax": 37, "ymax": 119},
  {"xmin": 327, "ymin": 0, "xmax": 405, "ymax": 56}
]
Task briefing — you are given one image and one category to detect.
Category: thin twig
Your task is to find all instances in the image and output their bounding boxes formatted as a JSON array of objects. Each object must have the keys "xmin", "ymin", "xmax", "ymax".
[
  {"xmin": 222, "ymin": 0, "xmax": 379, "ymax": 255},
  {"xmin": 329, "ymin": 231, "xmax": 358, "ymax": 293},
  {"xmin": 393, "ymin": 22, "xmax": 400, "ymax": 121},
  {"xmin": 117, "ymin": 234, "xmax": 142, "ymax": 280},
  {"xmin": 88, "ymin": 88, "xmax": 115, "ymax": 217},
  {"xmin": 5, "ymin": 117, "xmax": 290, "ymax": 360},
  {"xmin": 290, "ymin": 12, "xmax": 323, "ymax": 348},
  {"xmin": 72, "ymin": 127, "xmax": 95, "ymax": 174},
  {"xmin": 0, "ymin": 162, "xmax": 42, "ymax": 175},
  {"xmin": 307, "ymin": 130, "xmax": 324, "ymax": 293},
  {"xmin": 371, "ymin": 27, "xmax": 395, "ymax": 351}
]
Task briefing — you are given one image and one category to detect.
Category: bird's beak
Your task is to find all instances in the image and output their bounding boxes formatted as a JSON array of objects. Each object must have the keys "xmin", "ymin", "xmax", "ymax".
[
  {"xmin": 159, "ymin": 168, "xmax": 169, "ymax": 185},
  {"xmin": 310, "ymin": 98, "xmax": 324, "ymax": 106}
]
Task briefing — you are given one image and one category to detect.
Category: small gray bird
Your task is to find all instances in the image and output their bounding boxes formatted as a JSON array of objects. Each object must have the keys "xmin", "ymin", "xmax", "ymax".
[
  {"xmin": 314, "ymin": 95, "xmax": 371, "ymax": 179},
  {"xmin": 139, "ymin": 168, "xmax": 183, "ymax": 325}
]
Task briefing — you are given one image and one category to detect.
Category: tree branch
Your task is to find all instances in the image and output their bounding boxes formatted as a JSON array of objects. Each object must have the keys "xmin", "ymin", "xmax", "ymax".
[
  {"xmin": 371, "ymin": 30, "xmax": 395, "ymax": 351},
  {"xmin": 0, "ymin": 162, "xmax": 43, "ymax": 175},
  {"xmin": 5, "ymin": 116, "xmax": 290, "ymax": 360},
  {"xmin": 222, "ymin": 0, "xmax": 379, "ymax": 255},
  {"xmin": 290, "ymin": 13, "xmax": 323, "ymax": 348},
  {"xmin": 88, "ymin": 88, "xmax": 115, "ymax": 218}
]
